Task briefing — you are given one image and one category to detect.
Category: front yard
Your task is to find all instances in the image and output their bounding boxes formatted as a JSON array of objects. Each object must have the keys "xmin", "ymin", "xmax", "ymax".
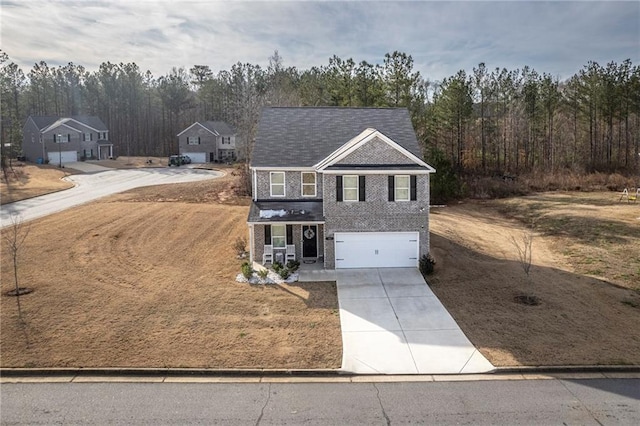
[
  {"xmin": 0, "ymin": 174, "xmax": 342, "ymax": 368},
  {"xmin": 1, "ymin": 164, "xmax": 75, "ymax": 203}
]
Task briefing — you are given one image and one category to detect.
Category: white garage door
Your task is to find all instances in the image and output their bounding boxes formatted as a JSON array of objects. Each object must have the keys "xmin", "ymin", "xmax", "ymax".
[
  {"xmin": 335, "ymin": 232, "xmax": 419, "ymax": 269},
  {"xmin": 184, "ymin": 152, "xmax": 206, "ymax": 163},
  {"xmin": 48, "ymin": 151, "xmax": 77, "ymax": 164}
]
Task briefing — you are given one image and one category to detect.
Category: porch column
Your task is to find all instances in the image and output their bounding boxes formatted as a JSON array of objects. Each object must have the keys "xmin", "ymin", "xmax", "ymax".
[{"xmin": 248, "ymin": 224, "xmax": 254, "ymax": 264}]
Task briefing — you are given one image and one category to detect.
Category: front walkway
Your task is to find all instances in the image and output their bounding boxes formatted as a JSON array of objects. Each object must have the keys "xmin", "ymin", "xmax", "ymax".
[{"xmin": 336, "ymin": 268, "xmax": 494, "ymax": 374}]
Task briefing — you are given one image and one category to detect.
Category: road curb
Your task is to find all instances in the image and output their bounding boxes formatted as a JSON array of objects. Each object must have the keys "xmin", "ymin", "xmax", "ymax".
[
  {"xmin": 0, "ymin": 368, "xmax": 342, "ymax": 377},
  {"xmin": 495, "ymin": 365, "xmax": 640, "ymax": 374},
  {"xmin": 1, "ymin": 365, "xmax": 639, "ymax": 379}
]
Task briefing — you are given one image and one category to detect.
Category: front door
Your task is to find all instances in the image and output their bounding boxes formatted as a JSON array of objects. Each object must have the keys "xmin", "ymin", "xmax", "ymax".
[
  {"xmin": 209, "ymin": 152, "xmax": 215, "ymax": 162},
  {"xmin": 302, "ymin": 225, "xmax": 318, "ymax": 258}
]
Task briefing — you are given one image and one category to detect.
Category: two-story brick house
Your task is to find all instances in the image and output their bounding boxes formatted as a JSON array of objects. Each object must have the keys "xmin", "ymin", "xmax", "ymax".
[
  {"xmin": 177, "ymin": 121, "xmax": 238, "ymax": 163},
  {"xmin": 22, "ymin": 116, "xmax": 113, "ymax": 164},
  {"xmin": 247, "ymin": 107, "xmax": 435, "ymax": 269}
]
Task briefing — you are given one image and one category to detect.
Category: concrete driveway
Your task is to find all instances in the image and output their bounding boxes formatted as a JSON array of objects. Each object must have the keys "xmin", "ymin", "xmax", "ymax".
[
  {"xmin": 337, "ymin": 268, "xmax": 494, "ymax": 374},
  {"xmin": 1, "ymin": 167, "xmax": 222, "ymax": 228}
]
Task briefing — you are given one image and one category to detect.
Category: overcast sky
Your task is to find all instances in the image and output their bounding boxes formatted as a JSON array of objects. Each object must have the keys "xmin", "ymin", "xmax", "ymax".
[{"xmin": 1, "ymin": 0, "xmax": 638, "ymax": 82}]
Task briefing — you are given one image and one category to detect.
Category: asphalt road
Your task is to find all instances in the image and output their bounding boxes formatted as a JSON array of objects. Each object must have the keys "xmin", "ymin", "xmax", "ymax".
[
  {"xmin": 0, "ymin": 167, "xmax": 222, "ymax": 229},
  {"xmin": 1, "ymin": 378, "xmax": 638, "ymax": 425}
]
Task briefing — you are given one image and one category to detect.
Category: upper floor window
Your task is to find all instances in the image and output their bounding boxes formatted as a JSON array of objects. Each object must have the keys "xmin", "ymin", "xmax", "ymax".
[
  {"xmin": 55, "ymin": 134, "xmax": 70, "ymax": 143},
  {"xmin": 343, "ymin": 175, "xmax": 358, "ymax": 202},
  {"xmin": 388, "ymin": 175, "xmax": 417, "ymax": 201},
  {"xmin": 83, "ymin": 132, "xmax": 93, "ymax": 142},
  {"xmin": 301, "ymin": 172, "xmax": 316, "ymax": 197},
  {"xmin": 395, "ymin": 175, "xmax": 410, "ymax": 201},
  {"xmin": 188, "ymin": 136, "xmax": 200, "ymax": 145},
  {"xmin": 222, "ymin": 136, "xmax": 232, "ymax": 144},
  {"xmin": 98, "ymin": 132, "xmax": 108, "ymax": 140},
  {"xmin": 336, "ymin": 175, "xmax": 365, "ymax": 202},
  {"xmin": 270, "ymin": 172, "xmax": 285, "ymax": 197}
]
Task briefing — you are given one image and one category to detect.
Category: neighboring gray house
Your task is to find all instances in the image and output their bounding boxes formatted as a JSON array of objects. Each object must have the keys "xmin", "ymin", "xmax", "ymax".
[
  {"xmin": 177, "ymin": 121, "xmax": 237, "ymax": 163},
  {"xmin": 22, "ymin": 116, "xmax": 113, "ymax": 164},
  {"xmin": 247, "ymin": 107, "xmax": 435, "ymax": 269}
]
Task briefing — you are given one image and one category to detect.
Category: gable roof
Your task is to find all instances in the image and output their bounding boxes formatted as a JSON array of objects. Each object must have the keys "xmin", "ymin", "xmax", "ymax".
[
  {"xmin": 251, "ymin": 107, "xmax": 423, "ymax": 168},
  {"xmin": 316, "ymin": 128, "xmax": 433, "ymax": 172},
  {"xmin": 27, "ymin": 115, "xmax": 107, "ymax": 132},
  {"xmin": 177, "ymin": 121, "xmax": 236, "ymax": 137}
]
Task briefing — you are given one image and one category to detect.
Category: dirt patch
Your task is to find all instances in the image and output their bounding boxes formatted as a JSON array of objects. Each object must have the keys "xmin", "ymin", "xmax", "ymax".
[
  {"xmin": 428, "ymin": 193, "xmax": 640, "ymax": 366},
  {"xmin": 1, "ymin": 164, "xmax": 75, "ymax": 204},
  {"xmin": 0, "ymin": 173, "xmax": 341, "ymax": 369}
]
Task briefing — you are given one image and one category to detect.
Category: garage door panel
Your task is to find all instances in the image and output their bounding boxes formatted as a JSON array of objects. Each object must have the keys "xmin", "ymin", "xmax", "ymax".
[
  {"xmin": 184, "ymin": 152, "xmax": 206, "ymax": 163},
  {"xmin": 48, "ymin": 151, "xmax": 77, "ymax": 164},
  {"xmin": 335, "ymin": 232, "xmax": 418, "ymax": 269}
]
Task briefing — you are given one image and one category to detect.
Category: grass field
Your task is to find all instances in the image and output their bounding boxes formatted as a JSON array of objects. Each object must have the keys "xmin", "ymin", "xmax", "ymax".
[
  {"xmin": 1, "ymin": 173, "xmax": 342, "ymax": 369},
  {"xmin": 1, "ymin": 164, "xmax": 75, "ymax": 204},
  {"xmin": 428, "ymin": 192, "xmax": 640, "ymax": 366}
]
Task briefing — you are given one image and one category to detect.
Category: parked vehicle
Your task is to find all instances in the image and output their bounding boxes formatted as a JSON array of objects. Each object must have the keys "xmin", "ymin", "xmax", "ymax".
[
  {"xmin": 181, "ymin": 155, "xmax": 191, "ymax": 164},
  {"xmin": 168, "ymin": 155, "xmax": 184, "ymax": 166}
]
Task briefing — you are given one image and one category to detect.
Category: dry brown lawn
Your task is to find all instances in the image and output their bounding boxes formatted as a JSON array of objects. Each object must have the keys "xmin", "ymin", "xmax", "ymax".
[
  {"xmin": 429, "ymin": 191, "xmax": 640, "ymax": 367},
  {"xmin": 3, "ymin": 175, "xmax": 639, "ymax": 368},
  {"xmin": 1, "ymin": 164, "xmax": 75, "ymax": 204},
  {"xmin": 1, "ymin": 172, "xmax": 341, "ymax": 369}
]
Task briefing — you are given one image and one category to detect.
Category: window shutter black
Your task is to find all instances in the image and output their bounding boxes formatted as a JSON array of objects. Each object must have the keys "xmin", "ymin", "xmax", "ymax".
[
  {"xmin": 198, "ymin": 136, "xmax": 201, "ymax": 144},
  {"xmin": 286, "ymin": 225, "xmax": 293, "ymax": 245},
  {"xmin": 264, "ymin": 225, "xmax": 271, "ymax": 245},
  {"xmin": 388, "ymin": 176, "xmax": 395, "ymax": 201},
  {"xmin": 82, "ymin": 133, "xmax": 85, "ymax": 141},
  {"xmin": 336, "ymin": 176, "xmax": 343, "ymax": 202},
  {"xmin": 90, "ymin": 133, "xmax": 93, "ymax": 141},
  {"xmin": 359, "ymin": 176, "xmax": 366, "ymax": 202},
  {"xmin": 410, "ymin": 176, "xmax": 417, "ymax": 201},
  {"xmin": 53, "ymin": 135, "xmax": 56, "ymax": 142},
  {"xmin": 67, "ymin": 134, "xmax": 70, "ymax": 141}
]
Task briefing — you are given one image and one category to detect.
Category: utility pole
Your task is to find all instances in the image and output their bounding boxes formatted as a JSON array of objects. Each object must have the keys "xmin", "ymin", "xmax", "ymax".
[{"xmin": 57, "ymin": 134, "xmax": 62, "ymax": 167}]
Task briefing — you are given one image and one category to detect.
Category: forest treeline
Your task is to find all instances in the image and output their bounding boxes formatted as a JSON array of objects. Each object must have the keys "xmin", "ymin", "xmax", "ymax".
[{"xmin": 1, "ymin": 50, "xmax": 639, "ymax": 182}]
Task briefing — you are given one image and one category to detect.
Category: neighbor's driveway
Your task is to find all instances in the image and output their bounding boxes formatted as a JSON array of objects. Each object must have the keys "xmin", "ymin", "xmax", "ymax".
[
  {"xmin": 1, "ymin": 167, "xmax": 222, "ymax": 228},
  {"xmin": 337, "ymin": 268, "xmax": 494, "ymax": 374}
]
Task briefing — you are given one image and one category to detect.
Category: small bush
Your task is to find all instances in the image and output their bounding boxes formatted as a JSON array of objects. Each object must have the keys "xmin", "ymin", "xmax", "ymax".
[
  {"xmin": 286, "ymin": 260, "xmax": 300, "ymax": 272},
  {"xmin": 278, "ymin": 267, "xmax": 291, "ymax": 280},
  {"xmin": 257, "ymin": 269, "xmax": 269, "ymax": 280},
  {"xmin": 241, "ymin": 262, "xmax": 253, "ymax": 280},
  {"xmin": 234, "ymin": 236, "xmax": 247, "ymax": 257},
  {"xmin": 272, "ymin": 261, "xmax": 284, "ymax": 273},
  {"xmin": 419, "ymin": 254, "xmax": 436, "ymax": 275}
]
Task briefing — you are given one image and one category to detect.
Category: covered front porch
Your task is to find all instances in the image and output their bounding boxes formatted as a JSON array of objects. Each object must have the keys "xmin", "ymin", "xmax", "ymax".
[{"xmin": 247, "ymin": 200, "xmax": 325, "ymax": 268}]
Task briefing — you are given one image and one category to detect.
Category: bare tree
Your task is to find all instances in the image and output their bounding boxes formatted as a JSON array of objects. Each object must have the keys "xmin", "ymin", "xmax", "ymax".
[
  {"xmin": 3, "ymin": 213, "xmax": 31, "ymax": 322},
  {"xmin": 510, "ymin": 226, "xmax": 538, "ymax": 305}
]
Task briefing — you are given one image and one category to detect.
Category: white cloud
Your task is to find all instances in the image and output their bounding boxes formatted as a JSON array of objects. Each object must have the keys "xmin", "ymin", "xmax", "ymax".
[{"xmin": 1, "ymin": 0, "xmax": 638, "ymax": 81}]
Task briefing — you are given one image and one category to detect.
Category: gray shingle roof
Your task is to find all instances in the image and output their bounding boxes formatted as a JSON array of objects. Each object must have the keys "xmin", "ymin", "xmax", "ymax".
[
  {"xmin": 201, "ymin": 121, "xmax": 235, "ymax": 135},
  {"xmin": 29, "ymin": 115, "xmax": 107, "ymax": 131},
  {"xmin": 251, "ymin": 107, "xmax": 421, "ymax": 168}
]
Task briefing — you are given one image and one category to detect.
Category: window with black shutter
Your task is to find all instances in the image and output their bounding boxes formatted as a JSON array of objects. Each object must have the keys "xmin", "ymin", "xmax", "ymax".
[
  {"xmin": 264, "ymin": 225, "xmax": 271, "ymax": 245},
  {"xmin": 410, "ymin": 175, "xmax": 417, "ymax": 201},
  {"xmin": 336, "ymin": 176, "xmax": 343, "ymax": 202},
  {"xmin": 286, "ymin": 225, "xmax": 293, "ymax": 245}
]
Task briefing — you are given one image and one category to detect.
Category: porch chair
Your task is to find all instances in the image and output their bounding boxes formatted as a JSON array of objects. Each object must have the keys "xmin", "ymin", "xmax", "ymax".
[
  {"xmin": 285, "ymin": 245, "xmax": 296, "ymax": 263},
  {"xmin": 619, "ymin": 188, "xmax": 639, "ymax": 203},
  {"xmin": 263, "ymin": 245, "xmax": 273, "ymax": 264}
]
